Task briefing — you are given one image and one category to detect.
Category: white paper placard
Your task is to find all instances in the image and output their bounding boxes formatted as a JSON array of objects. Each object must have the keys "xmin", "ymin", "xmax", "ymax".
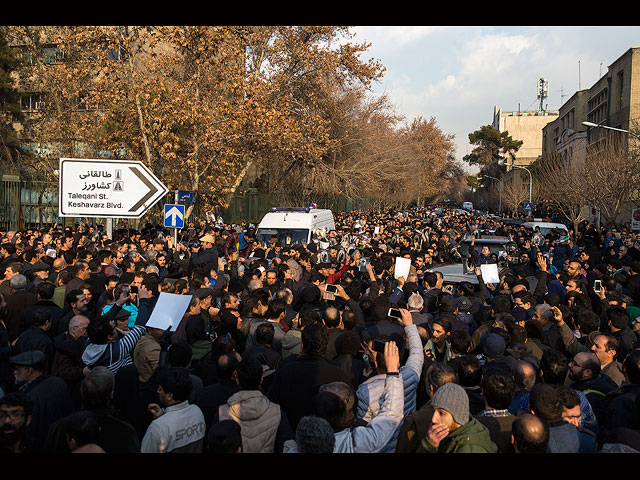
[
  {"xmin": 145, "ymin": 292, "xmax": 193, "ymax": 331},
  {"xmin": 480, "ymin": 263, "xmax": 500, "ymax": 285},
  {"xmin": 394, "ymin": 257, "xmax": 411, "ymax": 280}
]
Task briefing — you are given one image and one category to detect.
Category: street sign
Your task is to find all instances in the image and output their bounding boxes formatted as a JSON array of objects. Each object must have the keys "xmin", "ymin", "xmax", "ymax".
[
  {"xmin": 164, "ymin": 204, "xmax": 185, "ymax": 229},
  {"xmin": 524, "ymin": 202, "xmax": 533, "ymax": 211},
  {"xmin": 632, "ymin": 208, "xmax": 640, "ymax": 231},
  {"xmin": 177, "ymin": 190, "xmax": 197, "ymax": 203},
  {"xmin": 59, "ymin": 158, "xmax": 168, "ymax": 218}
]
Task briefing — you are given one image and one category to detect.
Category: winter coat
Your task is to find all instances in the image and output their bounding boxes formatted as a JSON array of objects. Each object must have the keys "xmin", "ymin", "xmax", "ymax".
[
  {"xmin": 356, "ymin": 324, "xmax": 424, "ymax": 452},
  {"xmin": 141, "ymin": 401, "xmax": 206, "ymax": 453},
  {"xmin": 417, "ymin": 416, "xmax": 497, "ymax": 453},
  {"xmin": 133, "ymin": 333, "xmax": 161, "ymax": 383},
  {"xmin": 336, "ymin": 374, "xmax": 404, "ymax": 453},
  {"xmin": 218, "ymin": 390, "xmax": 296, "ymax": 453}
]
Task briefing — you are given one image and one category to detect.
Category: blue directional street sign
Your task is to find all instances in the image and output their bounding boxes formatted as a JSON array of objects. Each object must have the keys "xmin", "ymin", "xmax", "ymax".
[
  {"xmin": 164, "ymin": 204, "xmax": 185, "ymax": 229},
  {"xmin": 524, "ymin": 202, "xmax": 533, "ymax": 211}
]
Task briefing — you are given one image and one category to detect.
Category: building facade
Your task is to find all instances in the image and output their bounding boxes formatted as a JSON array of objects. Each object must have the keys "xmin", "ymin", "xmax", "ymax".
[{"xmin": 492, "ymin": 107, "xmax": 558, "ymax": 166}]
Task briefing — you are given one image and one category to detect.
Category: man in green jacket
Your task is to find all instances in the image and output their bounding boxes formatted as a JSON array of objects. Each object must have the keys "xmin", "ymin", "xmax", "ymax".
[{"xmin": 417, "ymin": 382, "xmax": 497, "ymax": 453}]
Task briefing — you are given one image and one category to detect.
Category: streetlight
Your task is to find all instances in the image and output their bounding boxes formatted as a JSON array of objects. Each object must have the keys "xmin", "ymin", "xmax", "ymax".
[
  {"xmin": 499, "ymin": 161, "xmax": 532, "ymax": 206},
  {"xmin": 582, "ymin": 121, "xmax": 640, "ymax": 141},
  {"xmin": 480, "ymin": 174, "xmax": 503, "ymax": 214}
]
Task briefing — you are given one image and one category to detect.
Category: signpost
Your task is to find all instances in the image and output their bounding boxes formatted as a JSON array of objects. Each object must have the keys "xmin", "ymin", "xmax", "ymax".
[
  {"xmin": 58, "ymin": 158, "xmax": 168, "ymax": 219},
  {"xmin": 164, "ymin": 204, "xmax": 185, "ymax": 229}
]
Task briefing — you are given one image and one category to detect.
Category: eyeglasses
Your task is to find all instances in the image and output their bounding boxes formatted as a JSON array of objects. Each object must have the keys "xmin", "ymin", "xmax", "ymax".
[
  {"xmin": 569, "ymin": 360, "xmax": 587, "ymax": 369},
  {"xmin": 0, "ymin": 411, "xmax": 26, "ymax": 420}
]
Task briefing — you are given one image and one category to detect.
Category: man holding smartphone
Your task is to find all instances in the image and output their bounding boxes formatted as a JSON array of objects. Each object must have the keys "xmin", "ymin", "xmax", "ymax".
[{"xmin": 356, "ymin": 307, "xmax": 424, "ymax": 453}]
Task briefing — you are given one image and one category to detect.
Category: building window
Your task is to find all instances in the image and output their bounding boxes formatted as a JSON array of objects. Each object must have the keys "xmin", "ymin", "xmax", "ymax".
[
  {"xmin": 618, "ymin": 70, "xmax": 624, "ymax": 110},
  {"xmin": 20, "ymin": 93, "xmax": 45, "ymax": 111}
]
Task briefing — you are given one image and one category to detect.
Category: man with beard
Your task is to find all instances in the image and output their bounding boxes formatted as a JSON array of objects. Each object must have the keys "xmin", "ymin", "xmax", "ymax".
[
  {"xmin": 0, "ymin": 392, "xmax": 33, "ymax": 453},
  {"xmin": 10, "ymin": 350, "xmax": 73, "ymax": 452},
  {"xmin": 567, "ymin": 351, "xmax": 618, "ymax": 426}
]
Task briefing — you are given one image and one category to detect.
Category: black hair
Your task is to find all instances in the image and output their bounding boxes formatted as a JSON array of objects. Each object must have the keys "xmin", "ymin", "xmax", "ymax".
[
  {"xmin": 157, "ymin": 367, "xmax": 193, "ymax": 403},
  {"xmin": 301, "ymin": 322, "xmax": 328, "ymax": 357},
  {"xmin": 237, "ymin": 357, "xmax": 263, "ymax": 391},
  {"xmin": 36, "ymin": 281, "xmax": 55, "ymax": 300},
  {"xmin": 529, "ymin": 383, "xmax": 563, "ymax": 423},
  {"xmin": 168, "ymin": 342, "xmax": 193, "ymax": 368},
  {"xmin": 481, "ymin": 373, "xmax": 516, "ymax": 410},
  {"xmin": 539, "ymin": 349, "xmax": 569, "ymax": 385},
  {"xmin": 0, "ymin": 391, "xmax": 33, "ymax": 416},
  {"xmin": 449, "ymin": 330, "xmax": 471, "ymax": 355},
  {"xmin": 67, "ymin": 410, "xmax": 101, "ymax": 448},
  {"xmin": 255, "ymin": 322, "xmax": 275, "ymax": 345},
  {"xmin": 207, "ymin": 420, "xmax": 242, "ymax": 453},
  {"xmin": 623, "ymin": 350, "xmax": 640, "ymax": 385},
  {"xmin": 454, "ymin": 355, "xmax": 482, "ymax": 388}
]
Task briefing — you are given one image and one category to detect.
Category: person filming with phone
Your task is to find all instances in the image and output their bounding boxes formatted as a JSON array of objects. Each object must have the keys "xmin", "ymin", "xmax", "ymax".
[{"xmin": 356, "ymin": 306, "xmax": 423, "ymax": 453}]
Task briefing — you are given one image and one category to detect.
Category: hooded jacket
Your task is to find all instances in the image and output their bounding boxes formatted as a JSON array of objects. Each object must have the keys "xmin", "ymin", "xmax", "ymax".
[
  {"xmin": 218, "ymin": 390, "xmax": 296, "ymax": 453},
  {"xmin": 417, "ymin": 416, "xmax": 497, "ymax": 453}
]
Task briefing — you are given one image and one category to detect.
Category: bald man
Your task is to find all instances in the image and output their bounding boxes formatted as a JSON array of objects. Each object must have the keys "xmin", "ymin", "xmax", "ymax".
[{"xmin": 511, "ymin": 413, "xmax": 549, "ymax": 453}]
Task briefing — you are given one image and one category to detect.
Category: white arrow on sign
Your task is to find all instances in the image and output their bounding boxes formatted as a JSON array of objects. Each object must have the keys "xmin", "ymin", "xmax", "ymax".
[
  {"xmin": 165, "ymin": 206, "xmax": 184, "ymax": 227},
  {"xmin": 59, "ymin": 158, "xmax": 169, "ymax": 218}
]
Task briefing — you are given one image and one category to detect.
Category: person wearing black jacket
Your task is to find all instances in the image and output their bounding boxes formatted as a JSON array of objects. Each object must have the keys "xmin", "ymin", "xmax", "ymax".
[
  {"xmin": 190, "ymin": 234, "xmax": 219, "ymax": 275},
  {"xmin": 10, "ymin": 350, "xmax": 73, "ymax": 452},
  {"xmin": 567, "ymin": 351, "xmax": 618, "ymax": 426}
]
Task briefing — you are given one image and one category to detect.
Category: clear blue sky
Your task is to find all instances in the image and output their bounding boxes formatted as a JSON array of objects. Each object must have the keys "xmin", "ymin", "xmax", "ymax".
[{"xmin": 349, "ymin": 26, "xmax": 640, "ymax": 172}]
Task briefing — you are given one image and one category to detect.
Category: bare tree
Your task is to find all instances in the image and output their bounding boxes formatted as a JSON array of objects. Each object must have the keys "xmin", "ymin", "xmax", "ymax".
[
  {"xmin": 535, "ymin": 153, "xmax": 588, "ymax": 240},
  {"xmin": 501, "ymin": 172, "xmax": 530, "ymax": 216},
  {"xmin": 580, "ymin": 133, "xmax": 640, "ymax": 227}
]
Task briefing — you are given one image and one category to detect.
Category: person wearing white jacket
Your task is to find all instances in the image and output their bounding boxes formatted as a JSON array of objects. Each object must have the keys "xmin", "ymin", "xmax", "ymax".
[
  {"xmin": 356, "ymin": 308, "xmax": 424, "ymax": 452},
  {"xmin": 314, "ymin": 339, "xmax": 405, "ymax": 453}
]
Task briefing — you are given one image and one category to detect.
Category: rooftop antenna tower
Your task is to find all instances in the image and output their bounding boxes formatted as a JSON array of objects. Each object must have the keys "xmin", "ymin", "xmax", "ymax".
[{"xmin": 537, "ymin": 77, "xmax": 548, "ymax": 111}]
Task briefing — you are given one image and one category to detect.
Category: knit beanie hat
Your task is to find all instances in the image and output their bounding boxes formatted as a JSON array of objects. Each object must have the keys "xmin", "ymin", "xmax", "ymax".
[{"xmin": 430, "ymin": 383, "xmax": 469, "ymax": 426}]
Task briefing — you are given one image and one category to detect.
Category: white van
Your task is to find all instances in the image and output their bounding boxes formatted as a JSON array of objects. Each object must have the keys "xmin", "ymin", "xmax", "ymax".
[
  {"xmin": 523, "ymin": 221, "xmax": 569, "ymax": 236},
  {"xmin": 462, "ymin": 201, "xmax": 473, "ymax": 211},
  {"xmin": 256, "ymin": 207, "xmax": 335, "ymax": 246}
]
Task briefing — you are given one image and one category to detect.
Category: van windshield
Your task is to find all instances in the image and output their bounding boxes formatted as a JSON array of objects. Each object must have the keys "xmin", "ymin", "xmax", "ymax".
[{"xmin": 257, "ymin": 228, "xmax": 309, "ymax": 246}]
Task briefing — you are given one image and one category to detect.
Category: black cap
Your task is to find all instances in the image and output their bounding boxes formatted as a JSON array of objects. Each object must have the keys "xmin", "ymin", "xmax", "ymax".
[
  {"xmin": 195, "ymin": 288, "xmax": 213, "ymax": 300},
  {"xmin": 10, "ymin": 350, "xmax": 46, "ymax": 369}
]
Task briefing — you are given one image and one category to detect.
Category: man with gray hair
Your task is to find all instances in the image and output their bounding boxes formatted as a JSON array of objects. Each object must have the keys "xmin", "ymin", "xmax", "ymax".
[
  {"xmin": 51, "ymin": 315, "xmax": 90, "ymax": 409},
  {"xmin": 407, "ymin": 293, "xmax": 431, "ymax": 328},
  {"xmin": 534, "ymin": 303, "xmax": 565, "ymax": 354},
  {"xmin": 4, "ymin": 274, "xmax": 38, "ymax": 341}
]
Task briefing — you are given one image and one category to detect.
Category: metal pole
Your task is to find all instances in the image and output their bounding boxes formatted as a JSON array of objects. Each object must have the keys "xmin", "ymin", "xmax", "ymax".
[{"xmin": 174, "ymin": 190, "xmax": 178, "ymax": 246}]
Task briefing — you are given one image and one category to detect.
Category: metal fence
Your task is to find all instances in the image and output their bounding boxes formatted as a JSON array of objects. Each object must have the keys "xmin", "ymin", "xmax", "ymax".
[{"xmin": 0, "ymin": 176, "xmax": 61, "ymax": 231}]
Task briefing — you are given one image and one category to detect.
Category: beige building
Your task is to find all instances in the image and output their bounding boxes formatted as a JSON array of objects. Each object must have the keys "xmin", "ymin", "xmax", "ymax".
[
  {"xmin": 492, "ymin": 107, "xmax": 558, "ymax": 166},
  {"xmin": 543, "ymin": 46, "xmax": 640, "ymax": 158},
  {"xmin": 541, "ymin": 46, "xmax": 640, "ymax": 224}
]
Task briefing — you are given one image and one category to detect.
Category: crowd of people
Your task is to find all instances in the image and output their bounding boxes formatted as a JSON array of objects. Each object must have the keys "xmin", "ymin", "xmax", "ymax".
[{"xmin": 1, "ymin": 205, "xmax": 640, "ymax": 454}]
